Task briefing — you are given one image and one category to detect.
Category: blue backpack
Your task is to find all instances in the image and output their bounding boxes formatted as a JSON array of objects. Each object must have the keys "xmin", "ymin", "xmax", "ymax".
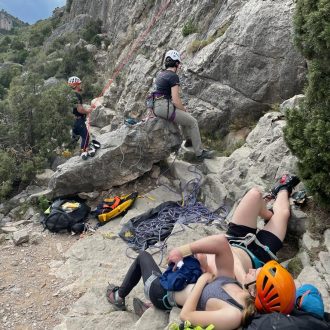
[{"xmin": 296, "ymin": 284, "xmax": 325, "ymax": 319}]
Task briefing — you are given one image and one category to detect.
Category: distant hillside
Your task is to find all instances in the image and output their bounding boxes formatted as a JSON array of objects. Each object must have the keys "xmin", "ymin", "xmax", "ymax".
[{"xmin": 0, "ymin": 9, "xmax": 28, "ymax": 34}]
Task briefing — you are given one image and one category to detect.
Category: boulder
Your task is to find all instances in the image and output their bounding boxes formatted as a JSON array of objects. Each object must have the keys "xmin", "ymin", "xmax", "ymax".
[{"xmin": 49, "ymin": 118, "xmax": 182, "ymax": 198}]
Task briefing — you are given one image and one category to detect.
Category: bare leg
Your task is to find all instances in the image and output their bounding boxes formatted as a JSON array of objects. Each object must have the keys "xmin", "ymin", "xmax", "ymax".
[
  {"xmin": 231, "ymin": 187, "xmax": 273, "ymax": 228},
  {"xmin": 263, "ymin": 190, "xmax": 290, "ymax": 241}
]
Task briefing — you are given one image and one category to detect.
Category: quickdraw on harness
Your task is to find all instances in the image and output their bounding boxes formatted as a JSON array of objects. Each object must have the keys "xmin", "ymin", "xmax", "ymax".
[{"xmin": 226, "ymin": 233, "xmax": 278, "ymax": 268}]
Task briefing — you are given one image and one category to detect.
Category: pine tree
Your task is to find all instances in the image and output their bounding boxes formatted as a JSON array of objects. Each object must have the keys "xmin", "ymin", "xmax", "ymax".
[{"xmin": 284, "ymin": 0, "xmax": 330, "ymax": 204}]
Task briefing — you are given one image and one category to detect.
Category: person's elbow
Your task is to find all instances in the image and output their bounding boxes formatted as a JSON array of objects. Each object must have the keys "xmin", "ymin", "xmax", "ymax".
[{"xmin": 180, "ymin": 309, "xmax": 190, "ymax": 321}]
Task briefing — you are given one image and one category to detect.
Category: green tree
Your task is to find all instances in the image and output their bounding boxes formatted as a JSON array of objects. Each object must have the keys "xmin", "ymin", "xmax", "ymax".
[
  {"xmin": 284, "ymin": 0, "xmax": 330, "ymax": 205},
  {"xmin": 0, "ymin": 150, "xmax": 16, "ymax": 200},
  {"xmin": 82, "ymin": 19, "xmax": 102, "ymax": 45}
]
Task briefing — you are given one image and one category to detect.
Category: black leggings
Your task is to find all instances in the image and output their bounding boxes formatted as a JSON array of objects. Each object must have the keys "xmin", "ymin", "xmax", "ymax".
[{"xmin": 117, "ymin": 251, "xmax": 168, "ymax": 309}]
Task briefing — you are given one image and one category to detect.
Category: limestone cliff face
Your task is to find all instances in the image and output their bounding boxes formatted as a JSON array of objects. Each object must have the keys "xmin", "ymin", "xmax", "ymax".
[
  {"xmin": 0, "ymin": 10, "xmax": 26, "ymax": 31},
  {"xmin": 61, "ymin": 0, "xmax": 306, "ymax": 135},
  {"xmin": 0, "ymin": 10, "xmax": 14, "ymax": 31}
]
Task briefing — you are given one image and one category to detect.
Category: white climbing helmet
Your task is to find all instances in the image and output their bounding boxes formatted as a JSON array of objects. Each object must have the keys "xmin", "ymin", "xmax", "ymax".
[
  {"xmin": 165, "ymin": 49, "xmax": 181, "ymax": 62},
  {"xmin": 67, "ymin": 76, "xmax": 81, "ymax": 87}
]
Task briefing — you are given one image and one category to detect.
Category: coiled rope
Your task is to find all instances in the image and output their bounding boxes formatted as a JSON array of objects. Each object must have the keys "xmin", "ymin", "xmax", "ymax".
[{"xmin": 123, "ymin": 165, "xmax": 228, "ymax": 264}]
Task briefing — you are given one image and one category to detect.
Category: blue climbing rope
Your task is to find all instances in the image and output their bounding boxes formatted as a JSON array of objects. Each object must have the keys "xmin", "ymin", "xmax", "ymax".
[{"xmin": 122, "ymin": 165, "xmax": 229, "ymax": 263}]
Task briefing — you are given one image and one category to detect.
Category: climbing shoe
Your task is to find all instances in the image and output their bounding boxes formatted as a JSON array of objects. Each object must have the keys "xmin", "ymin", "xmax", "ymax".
[
  {"xmin": 196, "ymin": 149, "xmax": 216, "ymax": 161},
  {"xmin": 133, "ymin": 297, "xmax": 151, "ymax": 317},
  {"xmin": 184, "ymin": 139, "xmax": 193, "ymax": 148},
  {"xmin": 271, "ymin": 174, "xmax": 300, "ymax": 198},
  {"xmin": 106, "ymin": 284, "xmax": 126, "ymax": 311},
  {"xmin": 87, "ymin": 146, "xmax": 96, "ymax": 157},
  {"xmin": 81, "ymin": 151, "xmax": 88, "ymax": 160}
]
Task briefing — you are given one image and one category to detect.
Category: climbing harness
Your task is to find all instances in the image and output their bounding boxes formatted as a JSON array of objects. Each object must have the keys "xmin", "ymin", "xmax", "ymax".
[{"xmin": 226, "ymin": 232, "xmax": 278, "ymax": 267}]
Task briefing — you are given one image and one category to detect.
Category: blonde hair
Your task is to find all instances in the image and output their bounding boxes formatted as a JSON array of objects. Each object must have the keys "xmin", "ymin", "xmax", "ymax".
[{"xmin": 242, "ymin": 294, "xmax": 257, "ymax": 327}]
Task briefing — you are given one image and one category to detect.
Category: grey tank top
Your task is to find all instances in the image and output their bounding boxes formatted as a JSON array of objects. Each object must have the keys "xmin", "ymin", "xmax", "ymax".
[{"xmin": 197, "ymin": 276, "xmax": 244, "ymax": 311}]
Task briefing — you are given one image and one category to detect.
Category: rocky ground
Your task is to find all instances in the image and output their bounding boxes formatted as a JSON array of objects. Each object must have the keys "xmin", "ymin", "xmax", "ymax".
[
  {"xmin": 0, "ymin": 170, "xmax": 164, "ymax": 330},
  {"xmin": 0, "ymin": 228, "xmax": 78, "ymax": 330}
]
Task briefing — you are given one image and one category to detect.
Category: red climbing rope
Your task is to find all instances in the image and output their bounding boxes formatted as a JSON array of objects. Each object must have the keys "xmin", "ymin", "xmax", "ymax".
[{"xmin": 84, "ymin": 0, "xmax": 172, "ymax": 149}]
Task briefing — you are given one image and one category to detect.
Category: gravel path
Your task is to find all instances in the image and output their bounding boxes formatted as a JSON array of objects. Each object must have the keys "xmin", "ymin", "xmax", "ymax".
[{"xmin": 0, "ymin": 227, "xmax": 79, "ymax": 330}]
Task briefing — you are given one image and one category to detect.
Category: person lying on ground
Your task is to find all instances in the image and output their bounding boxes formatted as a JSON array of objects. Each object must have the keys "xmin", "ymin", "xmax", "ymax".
[
  {"xmin": 169, "ymin": 174, "xmax": 300, "ymax": 284},
  {"xmin": 106, "ymin": 175, "xmax": 299, "ymax": 325},
  {"xmin": 106, "ymin": 237, "xmax": 296, "ymax": 329}
]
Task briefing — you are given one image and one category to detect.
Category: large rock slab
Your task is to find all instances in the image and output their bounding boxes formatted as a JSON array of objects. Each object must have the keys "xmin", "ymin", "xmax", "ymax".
[
  {"xmin": 48, "ymin": 118, "xmax": 182, "ymax": 198},
  {"xmin": 201, "ymin": 112, "xmax": 298, "ymax": 210},
  {"xmin": 59, "ymin": 0, "xmax": 305, "ymax": 135}
]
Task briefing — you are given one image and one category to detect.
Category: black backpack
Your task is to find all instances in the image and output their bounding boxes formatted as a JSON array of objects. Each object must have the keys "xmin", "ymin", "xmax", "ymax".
[
  {"xmin": 42, "ymin": 197, "xmax": 90, "ymax": 234},
  {"xmin": 244, "ymin": 309, "xmax": 330, "ymax": 330}
]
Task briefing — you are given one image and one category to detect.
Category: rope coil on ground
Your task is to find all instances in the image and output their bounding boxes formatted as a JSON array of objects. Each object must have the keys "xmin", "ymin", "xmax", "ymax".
[{"xmin": 122, "ymin": 165, "xmax": 229, "ymax": 263}]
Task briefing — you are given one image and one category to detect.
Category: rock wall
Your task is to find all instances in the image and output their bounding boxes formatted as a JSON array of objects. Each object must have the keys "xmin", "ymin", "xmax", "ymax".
[{"xmin": 58, "ymin": 0, "xmax": 306, "ymax": 135}]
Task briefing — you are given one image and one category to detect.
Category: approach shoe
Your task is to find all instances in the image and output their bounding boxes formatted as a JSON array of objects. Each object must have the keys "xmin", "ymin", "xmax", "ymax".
[
  {"xmin": 271, "ymin": 174, "xmax": 300, "ymax": 198},
  {"xmin": 81, "ymin": 151, "xmax": 88, "ymax": 160},
  {"xmin": 196, "ymin": 149, "xmax": 216, "ymax": 161},
  {"xmin": 106, "ymin": 284, "xmax": 126, "ymax": 311},
  {"xmin": 133, "ymin": 297, "xmax": 151, "ymax": 317},
  {"xmin": 87, "ymin": 146, "xmax": 96, "ymax": 157},
  {"xmin": 184, "ymin": 139, "xmax": 193, "ymax": 148}
]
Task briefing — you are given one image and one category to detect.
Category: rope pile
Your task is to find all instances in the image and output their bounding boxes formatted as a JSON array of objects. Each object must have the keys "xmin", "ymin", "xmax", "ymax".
[{"xmin": 121, "ymin": 166, "xmax": 228, "ymax": 261}]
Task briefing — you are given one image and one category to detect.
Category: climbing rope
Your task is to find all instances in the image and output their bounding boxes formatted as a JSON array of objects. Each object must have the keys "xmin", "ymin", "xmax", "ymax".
[
  {"xmin": 85, "ymin": 0, "xmax": 172, "ymax": 137},
  {"xmin": 121, "ymin": 165, "xmax": 229, "ymax": 264}
]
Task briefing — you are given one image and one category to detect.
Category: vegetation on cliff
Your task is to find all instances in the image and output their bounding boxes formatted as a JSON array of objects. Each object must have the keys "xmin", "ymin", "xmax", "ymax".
[
  {"xmin": 0, "ymin": 14, "xmax": 101, "ymax": 200},
  {"xmin": 284, "ymin": 0, "xmax": 330, "ymax": 206}
]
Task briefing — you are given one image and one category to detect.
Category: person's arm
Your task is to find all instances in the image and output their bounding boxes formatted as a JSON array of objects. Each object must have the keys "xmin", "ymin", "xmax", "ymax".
[
  {"xmin": 168, "ymin": 234, "xmax": 235, "ymax": 278},
  {"xmin": 180, "ymin": 273, "xmax": 241, "ymax": 330},
  {"xmin": 76, "ymin": 103, "xmax": 91, "ymax": 115},
  {"xmin": 171, "ymin": 85, "xmax": 187, "ymax": 111}
]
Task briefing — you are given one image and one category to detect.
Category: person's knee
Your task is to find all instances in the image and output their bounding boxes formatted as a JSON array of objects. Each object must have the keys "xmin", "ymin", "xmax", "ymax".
[
  {"xmin": 275, "ymin": 208, "xmax": 290, "ymax": 221},
  {"xmin": 247, "ymin": 187, "xmax": 263, "ymax": 199}
]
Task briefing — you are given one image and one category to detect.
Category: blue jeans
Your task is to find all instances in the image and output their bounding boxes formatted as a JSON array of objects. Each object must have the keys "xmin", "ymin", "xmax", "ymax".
[{"xmin": 72, "ymin": 118, "xmax": 89, "ymax": 150}]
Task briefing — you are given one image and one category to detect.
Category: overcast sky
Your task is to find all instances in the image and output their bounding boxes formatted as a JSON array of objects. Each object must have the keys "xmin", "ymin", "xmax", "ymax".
[{"xmin": 0, "ymin": 0, "xmax": 66, "ymax": 24}]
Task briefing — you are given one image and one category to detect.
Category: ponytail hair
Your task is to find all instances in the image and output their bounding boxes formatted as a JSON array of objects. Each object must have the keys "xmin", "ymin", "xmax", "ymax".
[
  {"xmin": 242, "ymin": 294, "xmax": 257, "ymax": 327},
  {"xmin": 164, "ymin": 57, "xmax": 179, "ymax": 68}
]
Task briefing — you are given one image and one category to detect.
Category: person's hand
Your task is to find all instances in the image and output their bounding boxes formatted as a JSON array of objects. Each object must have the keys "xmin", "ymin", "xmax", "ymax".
[{"xmin": 167, "ymin": 248, "xmax": 183, "ymax": 270}]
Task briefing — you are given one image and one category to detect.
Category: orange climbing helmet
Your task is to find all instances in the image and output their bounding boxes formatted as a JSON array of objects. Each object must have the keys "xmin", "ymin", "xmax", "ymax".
[{"xmin": 255, "ymin": 260, "xmax": 296, "ymax": 314}]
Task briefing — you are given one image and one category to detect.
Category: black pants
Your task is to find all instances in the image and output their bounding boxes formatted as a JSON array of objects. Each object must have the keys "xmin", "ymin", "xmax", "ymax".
[
  {"xmin": 118, "ymin": 251, "xmax": 168, "ymax": 309},
  {"xmin": 72, "ymin": 117, "xmax": 89, "ymax": 150}
]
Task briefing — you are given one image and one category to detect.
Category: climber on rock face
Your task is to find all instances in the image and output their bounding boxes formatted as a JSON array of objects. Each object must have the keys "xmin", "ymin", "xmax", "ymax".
[{"xmin": 152, "ymin": 49, "xmax": 215, "ymax": 161}]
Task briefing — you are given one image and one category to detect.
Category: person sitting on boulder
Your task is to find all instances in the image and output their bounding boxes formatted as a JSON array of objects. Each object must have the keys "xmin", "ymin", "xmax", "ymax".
[
  {"xmin": 67, "ymin": 76, "xmax": 93, "ymax": 158},
  {"xmin": 106, "ymin": 174, "xmax": 300, "ymax": 327},
  {"xmin": 152, "ymin": 49, "xmax": 215, "ymax": 161}
]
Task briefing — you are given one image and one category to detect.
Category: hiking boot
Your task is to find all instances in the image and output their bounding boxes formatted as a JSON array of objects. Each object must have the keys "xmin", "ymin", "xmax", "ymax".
[
  {"xmin": 106, "ymin": 284, "xmax": 126, "ymax": 311},
  {"xmin": 271, "ymin": 174, "xmax": 300, "ymax": 198},
  {"xmin": 184, "ymin": 139, "xmax": 192, "ymax": 148},
  {"xmin": 196, "ymin": 149, "xmax": 216, "ymax": 161},
  {"xmin": 133, "ymin": 297, "xmax": 151, "ymax": 317}
]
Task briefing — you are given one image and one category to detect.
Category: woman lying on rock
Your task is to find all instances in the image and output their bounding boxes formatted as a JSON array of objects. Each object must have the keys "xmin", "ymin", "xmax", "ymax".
[{"xmin": 106, "ymin": 174, "xmax": 300, "ymax": 328}]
